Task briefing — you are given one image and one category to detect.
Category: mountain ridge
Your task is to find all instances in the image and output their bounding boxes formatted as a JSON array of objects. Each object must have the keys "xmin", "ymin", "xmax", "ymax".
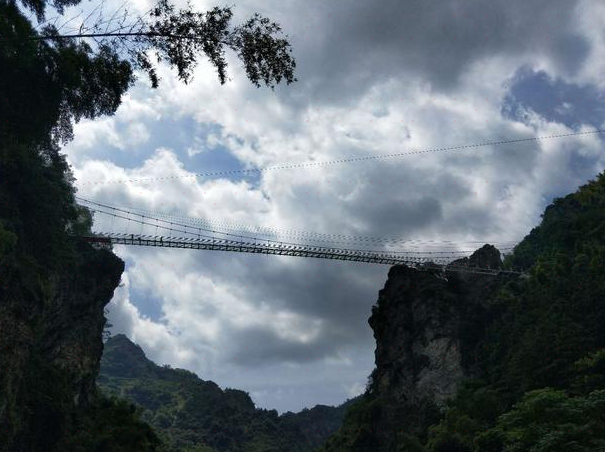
[{"xmin": 99, "ymin": 333, "xmax": 360, "ymax": 452}]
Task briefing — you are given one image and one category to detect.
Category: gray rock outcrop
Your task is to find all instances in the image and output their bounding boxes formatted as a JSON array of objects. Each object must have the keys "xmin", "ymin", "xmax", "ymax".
[{"xmin": 364, "ymin": 244, "xmax": 508, "ymax": 446}]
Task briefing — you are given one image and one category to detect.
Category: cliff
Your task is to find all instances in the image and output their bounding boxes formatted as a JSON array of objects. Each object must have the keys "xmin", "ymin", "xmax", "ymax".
[
  {"xmin": 0, "ymin": 2, "xmax": 133, "ymax": 448},
  {"xmin": 0, "ymin": 240, "xmax": 124, "ymax": 451},
  {"xmin": 320, "ymin": 172, "xmax": 605, "ymax": 452},
  {"xmin": 319, "ymin": 245, "xmax": 510, "ymax": 452},
  {"xmin": 374, "ymin": 246, "xmax": 509, "ymax": 440}
]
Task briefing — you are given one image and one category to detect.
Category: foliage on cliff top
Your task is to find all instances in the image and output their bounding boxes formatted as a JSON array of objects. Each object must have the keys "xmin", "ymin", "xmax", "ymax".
[{"xmin": 503, "ymin": 171, "xmax": 605, "ymax": 271}]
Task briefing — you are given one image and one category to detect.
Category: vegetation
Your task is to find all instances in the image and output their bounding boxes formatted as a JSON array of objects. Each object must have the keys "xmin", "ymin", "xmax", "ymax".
[
  {"xmin": 20, "ymin": 0, "xmax": 297, "ymax": 90},
  {"xmin": 318, "ymin": 171, "xmax": 605, "ymax": 452},
  {"xmin": 98, "ymin": 334, "xmax": 357, "ymax": 452},
  {"xmin": 61, "ymin": 394, "xmax": 165, "ymax": 452}
]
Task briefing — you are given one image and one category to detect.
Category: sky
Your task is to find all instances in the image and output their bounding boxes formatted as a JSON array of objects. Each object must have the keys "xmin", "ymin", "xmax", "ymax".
[{"xmin": 43, "ymin": 0, "xmax": 605, "ymax": 414}]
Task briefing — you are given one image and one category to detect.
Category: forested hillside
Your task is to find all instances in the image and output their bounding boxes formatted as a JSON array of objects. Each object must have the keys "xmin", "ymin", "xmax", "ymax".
[
  {"xmin": 98, "ymin": 334, "xmax": 359, "ymax": 452},
  {"xmin": 318, "ymin": 171, "xmax": 605, "ymax": 452}
]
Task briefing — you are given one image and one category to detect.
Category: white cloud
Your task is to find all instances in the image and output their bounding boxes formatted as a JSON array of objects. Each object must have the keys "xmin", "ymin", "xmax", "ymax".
[
  {"xmin": 186, "ymin": 146, "xmax": 204, "ymax": 157},
  {"xmin": 342, "ymin": 381, "xmax": 365, "ymax": 399},
  {"xmin": 125, "ymin": 122, "xmax": 150, "ymax": 146},
  {"xmin": 70, "ymin": 118, "xmax": 123, "ymax": 151},
  {"xmin": 61, "ymin": 0, "xmax": 605, "ymax": 413}
]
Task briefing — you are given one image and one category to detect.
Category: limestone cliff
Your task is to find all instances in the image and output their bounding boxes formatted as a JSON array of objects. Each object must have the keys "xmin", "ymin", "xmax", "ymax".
[
  {"xmin": 322, "ymin": 244, "xmax": 514, "ymax": 451},
  {"xmin": 0, "ymin": 240, "xmax": 124, "ymax": 452}
]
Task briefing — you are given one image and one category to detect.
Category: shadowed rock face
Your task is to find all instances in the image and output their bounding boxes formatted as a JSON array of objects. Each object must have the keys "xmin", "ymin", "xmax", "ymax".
[
  {"xmin": 0, "ymin": 242, "xmax": 124, "ymax": 452},
  {"xmin": 448, "ymin": 243, "xmax": 503, "ymax": 270},
  {"xmin": 365, "ymin": 244, "xmax": 508, "ymax": 444}
]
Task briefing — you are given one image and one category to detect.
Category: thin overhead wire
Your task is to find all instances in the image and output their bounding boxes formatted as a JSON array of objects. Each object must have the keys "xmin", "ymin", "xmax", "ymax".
[
  {"xmin": 75, "ymin": 128, "xmax": 605, "ymax": 186},
  {"xmin": 85, "ymin": 205, "xmax": 515, "ymax": 261},
  {"xmin": 77, "ymin": 197, "xmax": 518, "ymax": 253},
  {"xmin": 85, "ymin": 206, "xmax": 487, "ymax": 256},
  {"xmin": 119, "ymin": 203, "xmax": 519, "ymax": 248}
]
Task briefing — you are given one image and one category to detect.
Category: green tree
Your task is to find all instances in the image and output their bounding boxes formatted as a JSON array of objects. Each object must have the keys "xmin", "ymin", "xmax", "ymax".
[
  {"xmin": 571, "ymin": 349, "xmax": 605, "ymax": 396},
  {"xmin": 425, "ymin": 380, "xmax": 504, "ymax": 452},
  {"xmin": 10, "ymin": 0, "xmax": 297, "ymax": 90},
  {"xmin": 396, "ymin": 432, "xmax": 426, "ymax": 452},
  {"xmin": 491, "ymin": 388, "xmax": 605, "ymax": 452},
  {"xmin": 0, "ymin": 220, "xmax": 17, "ymax": 259},
  {"xmin": 62, "ymin": 394, "xmax": 166, "ymax": 452}
]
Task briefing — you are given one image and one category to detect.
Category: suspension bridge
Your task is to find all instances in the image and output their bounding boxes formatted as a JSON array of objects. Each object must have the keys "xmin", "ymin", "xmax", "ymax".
[
  {"xmin": 75, "ymin": 197, "xmax": 528, "ymax": 277},
  {"xmin": 69, "ymin": 130, "xmax": 605, "ymax": 277}
]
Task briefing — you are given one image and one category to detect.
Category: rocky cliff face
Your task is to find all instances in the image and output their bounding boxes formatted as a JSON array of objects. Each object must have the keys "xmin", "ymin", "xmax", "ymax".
[
  {"xmin": 363, "ymin": 244, "xmax": 510, "ymax": 446},
  {"xmin": 0, "ymin": 241, "xmax": 124, "ymax": 452}
]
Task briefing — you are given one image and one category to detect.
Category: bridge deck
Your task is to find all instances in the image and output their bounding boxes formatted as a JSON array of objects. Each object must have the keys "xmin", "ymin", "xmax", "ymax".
[{"xmin": 78, "ymin": 233, "xmax": 525, "ymax": 277}]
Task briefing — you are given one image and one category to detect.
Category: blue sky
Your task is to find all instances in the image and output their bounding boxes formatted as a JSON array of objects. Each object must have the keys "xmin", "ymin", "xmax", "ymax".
[
  {"xmin": 503, "ymin": 67, "xmax": 605, "ymax": 130},
  {"xmin": 52, "ymin": 0, "xmax": 605, "ymax": 414}
]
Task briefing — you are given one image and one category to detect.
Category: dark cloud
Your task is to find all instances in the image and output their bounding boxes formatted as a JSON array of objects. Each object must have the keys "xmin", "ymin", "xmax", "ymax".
[
  {"xmin": 272, "ymin": 0, "xmax": 584, "ymax": 103},
  {"xmin": 227, "ymin": 326, "xmax": 340, "ymax": 367},
  {"xmin": 211, "ymin": 252, "xmax": 385, "ymax": 344}
]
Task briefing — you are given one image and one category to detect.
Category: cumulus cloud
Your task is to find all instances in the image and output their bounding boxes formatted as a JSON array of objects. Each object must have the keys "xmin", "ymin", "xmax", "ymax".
[
  {"xmin": 60, "ymin": 0, "xmax": 605, "ymax": 413},
  {"xmin": 343, "ymin": 381, "xmax": 365, "ymax": 399}
]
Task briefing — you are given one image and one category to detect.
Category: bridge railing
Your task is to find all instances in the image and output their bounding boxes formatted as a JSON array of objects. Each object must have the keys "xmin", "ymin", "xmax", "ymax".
[{"xmin": 75, "ymin": 232, "xmax": 526, "ymax": 277}]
